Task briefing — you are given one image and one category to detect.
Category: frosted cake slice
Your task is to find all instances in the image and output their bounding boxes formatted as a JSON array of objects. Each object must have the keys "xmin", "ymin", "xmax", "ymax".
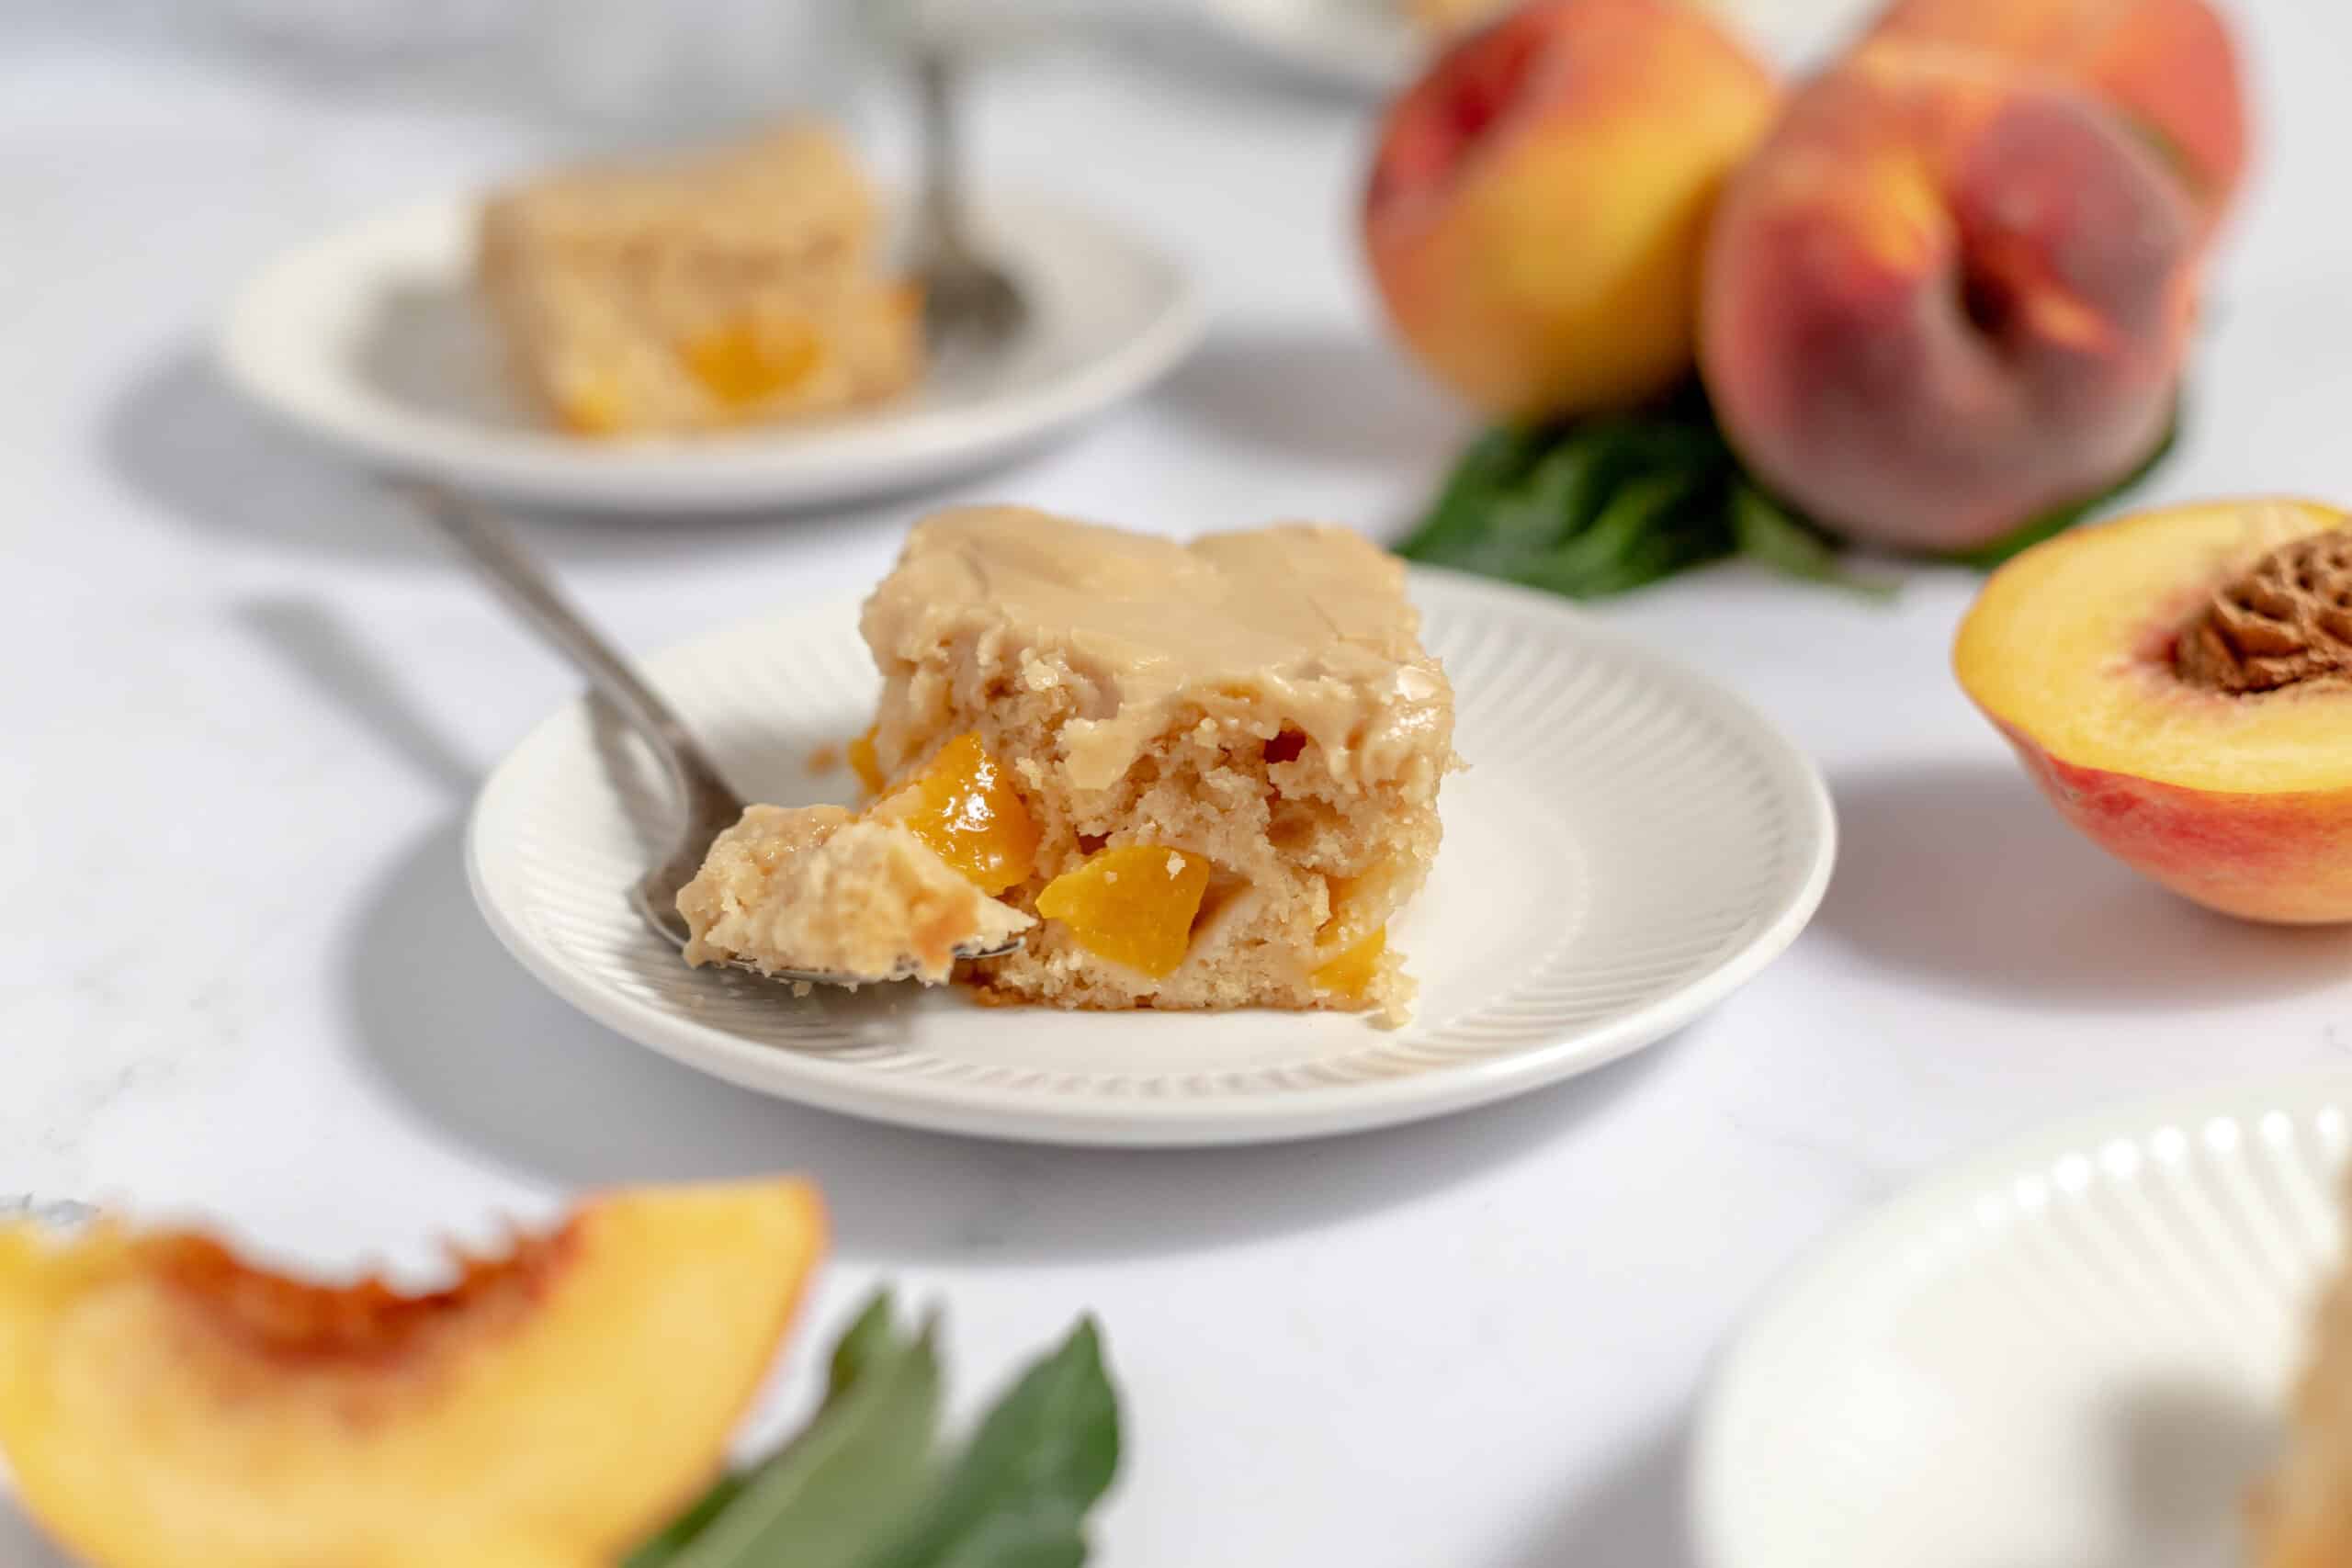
[{"xmin": 857, "ymin": 506, "xmax": 1456, "ymax": 1019}]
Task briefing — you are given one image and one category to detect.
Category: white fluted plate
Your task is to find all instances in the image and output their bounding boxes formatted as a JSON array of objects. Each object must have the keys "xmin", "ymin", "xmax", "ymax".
[
  {"xmin": 218, "ymin": 188, "xmax": 1203, "ymax": 513},
  {"xmin": 1696, "ymin": 1073, "xmax": 2352, "ymax": 1568},
  {"xmin": 465, "ymin": 569, "xmax": 1833, "ymax": 1146}
]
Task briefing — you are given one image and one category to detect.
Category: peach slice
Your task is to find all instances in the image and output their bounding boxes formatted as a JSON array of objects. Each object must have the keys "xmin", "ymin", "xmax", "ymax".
[
  {"xmin": 1362, "ymin": 0, "xmax": 1780, "ymax": 419},
  {"xmin": 1955, "ymin": 498, "xmax": 2352, "ymax": 923},
  {"xmin": 0, "ymin": 1178, "xmax": 825, "ymax": 1568},
  {"xmin": 1035, "ymin": 844, "xmax": 1213, "ymax": 978},
  {"xmin": 874, "ymin": 731, "xmax": 1041, "ymax": 896}
]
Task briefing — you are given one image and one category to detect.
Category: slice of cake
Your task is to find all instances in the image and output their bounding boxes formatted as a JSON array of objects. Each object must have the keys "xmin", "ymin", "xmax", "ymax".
[
  {"xmin": 857, "ymin": 506, "xmax": 1457, "ymax": 1019},
  {"xmin": 477, "ymin": 122, "xmax": 921, "ymax": 437},
  {"xmin": 2255, "ymin": 1176, "xmax": 2352, "ymax": 1564},
  {"xmin": 679, "ymin": 804, "xmax": 1032, "ymax": 987}
]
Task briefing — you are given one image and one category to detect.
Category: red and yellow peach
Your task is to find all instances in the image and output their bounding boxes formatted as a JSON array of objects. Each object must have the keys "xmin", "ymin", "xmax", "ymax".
[{"xmin": 1363, "ymin": 0, "xmax": 1781, "ymax": 419}]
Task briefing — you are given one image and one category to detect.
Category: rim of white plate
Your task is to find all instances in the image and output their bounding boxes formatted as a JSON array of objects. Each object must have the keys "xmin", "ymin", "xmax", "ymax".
[
  {"xmin": 464, "ymin": 568, "xmax": 1837, "ymax": 1145},
  {"xmin": 1690, "ymin": 1066, "xmax": 2352, "ymax": 1568}
]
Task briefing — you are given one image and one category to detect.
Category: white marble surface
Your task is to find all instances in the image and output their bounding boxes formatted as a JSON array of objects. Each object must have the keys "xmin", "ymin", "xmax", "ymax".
[{"xmin": 8, "ymin": 6, "xmax": 2352, "ymax": 1564}]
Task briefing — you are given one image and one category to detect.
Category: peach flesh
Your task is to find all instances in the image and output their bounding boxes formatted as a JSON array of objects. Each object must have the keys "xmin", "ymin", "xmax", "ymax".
[
  {"xmin": 1701, "ymin": 45, "xmax": 2199, "ymax": 554},
  {"xmin": 1956, "ymin": 500, "xmax": 2352, "ymax": 924}
]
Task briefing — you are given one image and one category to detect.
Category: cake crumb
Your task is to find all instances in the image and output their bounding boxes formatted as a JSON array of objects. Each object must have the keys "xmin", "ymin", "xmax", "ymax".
[{"xmin": 805, "ymin": 743, "xmax": 842, "ymax": 774}]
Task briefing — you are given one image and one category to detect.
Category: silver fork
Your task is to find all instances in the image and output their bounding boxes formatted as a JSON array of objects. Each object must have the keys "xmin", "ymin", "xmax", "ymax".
[
  {"xmin": 909, "ymin": 40, "xmax": 1028, "ymax": 357},
  {"xmin": 411, "ymin": 484, "xmax": 1022, "ymax": 987}
]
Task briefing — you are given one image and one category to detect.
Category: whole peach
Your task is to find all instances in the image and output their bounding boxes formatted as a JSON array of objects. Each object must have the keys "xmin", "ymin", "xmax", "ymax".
[
  {"xmin": 1700, "ymin": 42, "xmax": 2200, "ymax": 554},
  {"xmin": 1865, "ymin": 0, "xmax": 2249, "ymax": 227},
  {"xmin": 1363, "ymin": 0, "xmax": 1779, "ymax": 420}
]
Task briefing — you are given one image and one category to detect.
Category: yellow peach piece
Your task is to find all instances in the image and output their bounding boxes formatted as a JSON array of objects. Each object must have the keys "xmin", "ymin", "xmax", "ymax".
[
  {"xmin": 1035, "ymin": 845, "xmax": 1213, "ymax": 978},
  {"xmin": 0, "ymin": 1178, "xmax": 825, "ymax": 1568},
  {"xmin": 680, "ymin": 317, "xmax": 823, "ymax": 411},
  {"xmin": 847, "ymin": 725, "xmax": 886, "ymax": 796},
  {"xmin": 1954, "ymin": 498, "xmax": 2352, "ymax": 923},
  {"xmin": 876, "ymin": 732, "xmax": 1041, "ymax": 896},
  {"xmin": 1312, "ymin": 927, "xmax": 1389, "ymax": 1001}
]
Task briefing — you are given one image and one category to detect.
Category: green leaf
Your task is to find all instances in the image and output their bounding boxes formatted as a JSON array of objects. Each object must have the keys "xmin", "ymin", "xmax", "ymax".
[
  {"xmin": 1396, "ymin": 381, "xmax": 2184, "ymax": 599},
  {"xmin": 1516, "ymin": 474, "xmax": 1713, "ymax": 599},
  {"xmin": 626, "ymin": 1292, "xmax": 918, "ymax": 1568},
  {"xmin": 1940, "ymin": 411, "xmax": 2183, "ymax": 570},
  {"xmin": 629, "ymin": 1304, "xmax": 1122, "ymax": 1568},
  {"xmin": 1730, "ymin": 484, "xmax": 1899, "ymax": 602},
  {"xmin": 862, "ymin": 1318, "xmax": 1122, "ymax": 1568},
  {"xmin": 826, "ymin": 1291, "xmax": 908, "ymax": 1409},
  {"xmin": 1397, "ymin": 424, "xmax": 1546, "ymax": 567},
  {"xmin": 656, "ymin": 1311, "xmax": 945, "ymax": 1568}
]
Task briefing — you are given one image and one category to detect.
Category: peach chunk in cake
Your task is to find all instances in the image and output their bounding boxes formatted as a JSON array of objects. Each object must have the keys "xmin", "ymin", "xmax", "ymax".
[{"xmin": 857, "ymin": 506, "xmax": 1456, "ymax": 1019}]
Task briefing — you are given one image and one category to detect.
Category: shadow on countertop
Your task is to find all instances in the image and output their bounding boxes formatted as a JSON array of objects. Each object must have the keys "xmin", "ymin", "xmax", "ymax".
[
  {"xmin": 1155, "ymin": 325, "xmax": 1467, "ymax": 476},
  {"xmin": 0, "ymin": 1508, "xmax": 71, "ymax": 1568},
  {"xmin": 1505, "ymin": 1412, "xmax": 1696, "ymax": 1568},
  {"xmin": 98, "ymin": 345, "xmax": 942, "ymax": 567},
  {"xmin": 1816, "ymin": 759, "xmax": 2352, "ymax": 1010},
  {"xmin": 339, "ymin": 808, "xmax": 1684, "ymax": 1266}
]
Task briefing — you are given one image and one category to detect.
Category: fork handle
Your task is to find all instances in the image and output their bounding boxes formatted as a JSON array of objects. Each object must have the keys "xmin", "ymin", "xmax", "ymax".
[
  {"xmin": 912, "ymin": 46, "xmax": 972, "ymax": 259},
  {"xmin": 406, "ymin": 483, "xmax": 742, "ymax": 825}
]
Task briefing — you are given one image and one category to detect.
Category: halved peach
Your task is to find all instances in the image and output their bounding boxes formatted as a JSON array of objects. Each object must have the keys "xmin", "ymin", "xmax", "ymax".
[
  {"xmin": 1955, "ymin": 499, "xmax": 2352, "ymax": 923},
  {"xmin": 0, "ymin": 1178, "xmax": 825, "ymax": 1568}
]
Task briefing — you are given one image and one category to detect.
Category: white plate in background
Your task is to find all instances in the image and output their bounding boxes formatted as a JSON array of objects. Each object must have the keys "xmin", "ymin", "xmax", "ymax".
[
  {"xmin": 463, "ymin": 569, "xmax": 1835, "ymax": 1146},
  {"xmin": 1695, "ymin": 1074, "xmax": 2352, "ymax": 1568},
  {"xmin": 218, "ymin": 189, "xmax": 1204, "ymax": 513}
]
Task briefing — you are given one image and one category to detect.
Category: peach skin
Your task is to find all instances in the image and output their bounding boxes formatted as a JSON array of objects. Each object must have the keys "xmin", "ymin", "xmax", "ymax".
[
  {"xmin": 1955, "ymin": 498, "xmax": 2352, "ymax": 925},
  {"xmin": 1363, "ymin": 0, "xmax": 1780, "ymax": 420},
  {"xmin": 1700, "ymin": 41, "xmax": 2200, "ymax": 555},
  {"xmin": 0, "ymin": 1178, "xmax": 825, "ymax": 1568},
  {"xmin": 1864, "ymin": 0, "xmax": 2249, "ymax": 227}
]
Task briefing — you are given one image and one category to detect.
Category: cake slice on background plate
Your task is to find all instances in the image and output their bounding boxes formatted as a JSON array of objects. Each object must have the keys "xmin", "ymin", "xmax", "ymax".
[{"xmin": 477, "ymin": 122, "xmax": 920, "ymax": 437}]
